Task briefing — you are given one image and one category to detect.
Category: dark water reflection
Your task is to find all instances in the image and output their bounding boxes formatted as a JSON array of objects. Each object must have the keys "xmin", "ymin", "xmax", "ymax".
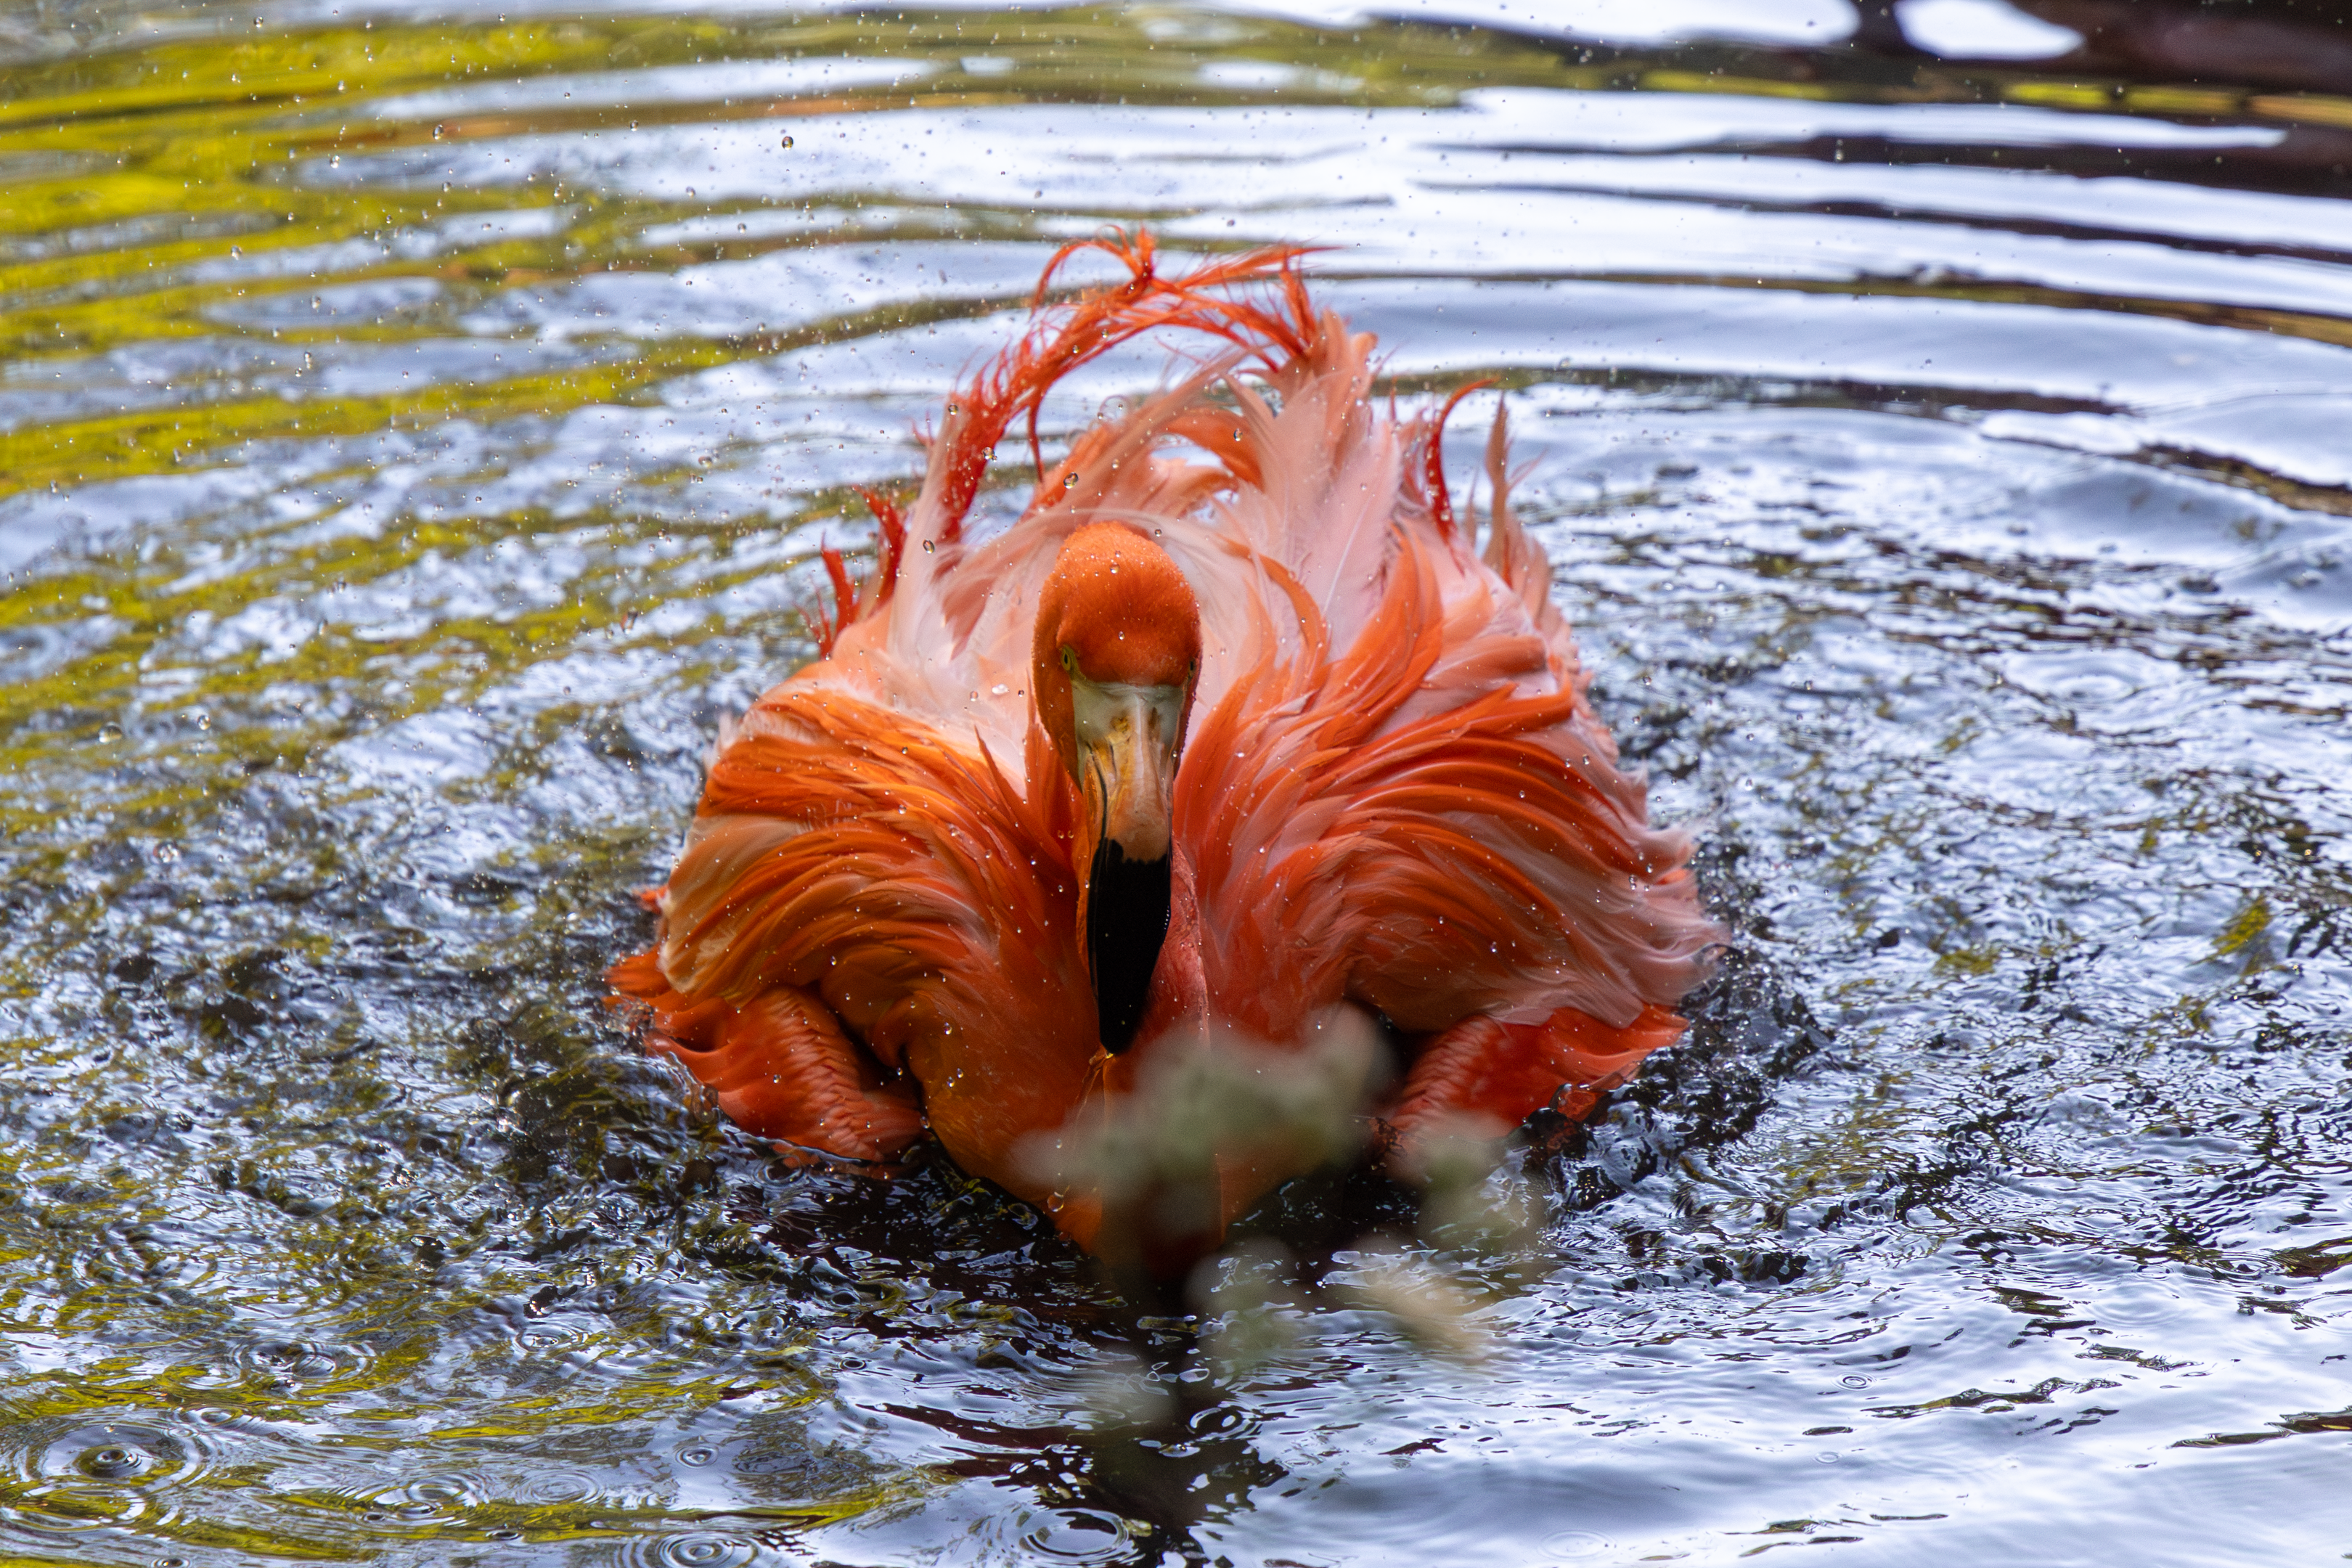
[{"xmin": 3, "ymin": 1, "xmax": 2350, "ymax": 1564}]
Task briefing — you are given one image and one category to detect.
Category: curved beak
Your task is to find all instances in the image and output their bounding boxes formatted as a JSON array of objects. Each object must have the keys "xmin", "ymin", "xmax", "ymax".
[{"xmin": 1071, "ymin": 674, "xmax": 1187, "ymax": 1053}]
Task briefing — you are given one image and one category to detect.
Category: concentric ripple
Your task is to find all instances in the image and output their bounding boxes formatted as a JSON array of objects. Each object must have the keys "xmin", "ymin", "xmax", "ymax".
[
  {"xmin": 515, "ymin": 1470, "xmax": 603, "ymax": 1506},
  {"xmin": 1019, "ymin": 1509, "xmax": 1138, "ymax": 1564},
  {"xmin": 0, "ymin": 1418, "xmax": 226, "ymax": 1538},
  {"xmin": 357, "ymin": 1471, "xmax": 491, "ymax": 1525},
  {"xmin": 234, "ymin": 1337, "xmax": 374, "ymax": 1390},
  {"xmin": 616, "ymin": 1531, "xmax": 763, "ymax": 1567}
]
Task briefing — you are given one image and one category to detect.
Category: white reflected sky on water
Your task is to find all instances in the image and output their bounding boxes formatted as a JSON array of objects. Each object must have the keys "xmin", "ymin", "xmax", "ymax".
[
  {"xmin": 275, "ymin": 0, "xmax": 1861, "ymax": 43},
  {"xmin": 374, "ymin": 54, "xmax": 940, "ymax": 121},
  {"xmin": 1215, "ymin": 0, "xmax": 1855, "ymax": 45},
  {"xmin": 1900, "ymin": 0, "xmax": 2084, "ymax": 57},
  {"xmin": 256, "ymin": 0, "xmax": 2093, "ymax": 54}
]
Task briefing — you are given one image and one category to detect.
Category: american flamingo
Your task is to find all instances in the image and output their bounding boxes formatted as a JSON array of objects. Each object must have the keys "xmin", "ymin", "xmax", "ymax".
[{"xmin": 611, "ymin": 234, "xmax": 1716, "ymax": 1276}]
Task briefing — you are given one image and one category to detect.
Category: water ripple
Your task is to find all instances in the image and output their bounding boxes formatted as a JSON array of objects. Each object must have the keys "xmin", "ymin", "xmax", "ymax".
[
  {"xmin": 3, "ymin": 2, "xmax": 2351, "ymax": 1565},
  {"xmin": 0, "ymin": 1418, "xmax": 227, "ymax": 1540}
]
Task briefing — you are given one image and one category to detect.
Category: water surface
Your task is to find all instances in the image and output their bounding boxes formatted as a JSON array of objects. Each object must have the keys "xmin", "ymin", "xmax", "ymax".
[{"xmin": 4, "ymin": 2, "xmax": 2350, "ymax": 1564}]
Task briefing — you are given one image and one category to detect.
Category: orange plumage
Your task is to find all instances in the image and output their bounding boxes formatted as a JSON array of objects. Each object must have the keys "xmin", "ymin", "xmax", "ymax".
[{"xmin": 612, "ymin": 234, "xmax": 1717, "ymax": 1275}]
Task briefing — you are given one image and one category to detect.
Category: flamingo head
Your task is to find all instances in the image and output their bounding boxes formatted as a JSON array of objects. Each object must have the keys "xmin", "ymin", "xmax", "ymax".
[{"xmin": 1032, "ymin": 522, "xmax": 1202, "ymax": 1056}]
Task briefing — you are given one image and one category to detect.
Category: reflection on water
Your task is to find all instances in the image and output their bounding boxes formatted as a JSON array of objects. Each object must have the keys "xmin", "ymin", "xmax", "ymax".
[{"xmin": 2, "ymin": 1, "xmax": 2349, "ymax": 1564}]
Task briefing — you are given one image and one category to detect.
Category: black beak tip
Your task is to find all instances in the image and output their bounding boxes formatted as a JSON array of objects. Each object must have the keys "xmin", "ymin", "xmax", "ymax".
[{"xmin": 1087, "ymin": 838, "xmax": 1173, "ymax": 1055}]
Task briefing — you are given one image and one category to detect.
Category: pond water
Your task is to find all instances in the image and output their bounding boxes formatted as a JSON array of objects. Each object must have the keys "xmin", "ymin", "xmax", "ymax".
[{"xmin": 4, "ymin": 1, "xmax": 2351, "ymax": 1563}]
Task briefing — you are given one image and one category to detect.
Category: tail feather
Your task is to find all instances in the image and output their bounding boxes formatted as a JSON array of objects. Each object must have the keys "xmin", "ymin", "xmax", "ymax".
[{"xmin": 1479, "ymin": 402, "xmax": 1573, "ymax": 663}]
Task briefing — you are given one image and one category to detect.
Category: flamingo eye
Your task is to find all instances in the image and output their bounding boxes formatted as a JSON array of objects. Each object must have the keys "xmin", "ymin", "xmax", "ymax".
[{"xmin": 1060, "ymin": 646, "xmax": 1079, "ymax": 676}]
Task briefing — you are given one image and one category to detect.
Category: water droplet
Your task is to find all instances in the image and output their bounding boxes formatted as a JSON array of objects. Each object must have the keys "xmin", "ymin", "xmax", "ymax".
[
  {"xmin": 84, "ymin": 1444, "xmax": 142, "ymax": 1478},
  {"xmin": 781, "ymin": 134, "xmax": 794, "ymax": 149}
]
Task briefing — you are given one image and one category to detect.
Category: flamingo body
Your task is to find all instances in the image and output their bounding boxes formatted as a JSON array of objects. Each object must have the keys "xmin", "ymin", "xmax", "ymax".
[{"xmin": 612, "ymin": 237, "xmax": 1716, "ymax": 1272}]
